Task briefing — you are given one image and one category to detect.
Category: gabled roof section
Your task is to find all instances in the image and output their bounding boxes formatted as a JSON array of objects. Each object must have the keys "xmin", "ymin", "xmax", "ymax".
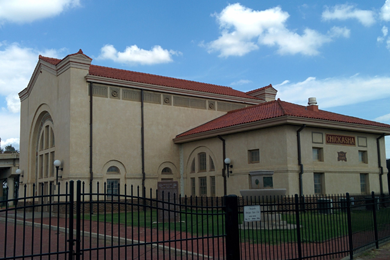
[
  {"xmin": 21, "ymin": 50, "xmax": 261, "ymax": 102},
  {"xmin": 19, "ymin": 50, "xmax": 92, "ymax": 100},
  {"xmin": 38, "ymin": 51, "xmax": 259, "ymax": 101},
  {"xmin": 174, "ymin": 99, "xmax": 390, "ymax": 142},
  {"xmin": 246, "ymin": 84, "xmax": 277, "ymax": 102},
  {"xmin": 246, "ymin": 84, "xmax": 275, "ymax": 95}
]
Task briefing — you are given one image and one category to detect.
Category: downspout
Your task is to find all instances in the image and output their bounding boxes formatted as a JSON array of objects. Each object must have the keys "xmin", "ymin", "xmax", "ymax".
[
  {"xmin": 297, "ymin": 124, "xmax": 306, "ymax": 197},
  {"xmin": 376, "ymin": 134, "xmax": 385, "ymax": 197},
  {"xmin": 141, "ymin": 90, "xmax": 145, "ymax": 192},
  {"xmin": 89, "ymin": 83, "xmax": 94, "ymax": 184},
  {"xmin": 217, "ymin": 136, "xmax": 227, "ymax": 196},
  {"xmin": 180, "ymin": 144, "xmax": 184, "ymax": 196}
]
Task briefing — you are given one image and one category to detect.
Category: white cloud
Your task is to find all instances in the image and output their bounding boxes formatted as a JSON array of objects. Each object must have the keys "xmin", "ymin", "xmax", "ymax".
[
  {"xmin": 328, "ymin": 26, "xmax": 350, "ymax": 38},
  {"xmin": 206, "ymin": 4, "xmax": 348, "ymax": 57},
  {"xmin": 383, "ymin": 26, "xmax": 389, "ymax": 37},
  {"xmin": 97, "ymin": 44, "xmax": 181, "ymax": 65},
  {"xmin": 0, "ymin": 43, "xmax": 62, "ymax": 113},
  {"xmin": 0, "ymin": 138, "xmax": 20, "ymax": 151},
  {"xmin": 378, "ymin": 26, "xmax": 389, "ymax": 42},
  {"xmin": 0, "ymin": 0, "xmax": 80, "ymax": 24},
  {"xmin": 231, "ymin": 79, "xmax": 251, "ymax": 86},
  {"xmin": 381, "ymin": 0, "xmax": 390, "ymax": 21},
  {"xmin": 0, "ymin": 111, "xmax": 20, "ymax": 151},
  {"xmin": 277, "ymin": 75, "xmax": 390, "ymax": 108},
  {"xmin": 375, "ymin": 113, "xmax": 390, "ymax": 122},
  {"xmin": 322, "ymin": 4, "xmax": 376, "ymax": 27}
]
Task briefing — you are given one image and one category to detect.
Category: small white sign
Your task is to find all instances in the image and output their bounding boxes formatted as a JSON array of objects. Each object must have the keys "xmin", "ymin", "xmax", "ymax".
[{"xmin": 244, "ymin": 205, "xmax": 261, "ymax": 222}]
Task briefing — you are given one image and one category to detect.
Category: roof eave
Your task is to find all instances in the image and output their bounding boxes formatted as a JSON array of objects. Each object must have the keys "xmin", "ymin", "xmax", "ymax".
[{"xmin": 173, "ymin": 115, "xmax": 390, "ymax": 144}]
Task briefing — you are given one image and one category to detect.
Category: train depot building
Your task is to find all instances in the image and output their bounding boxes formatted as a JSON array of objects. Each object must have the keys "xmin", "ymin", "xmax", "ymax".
[{"xmin": 18, "ymin": 50, "xmax": 390, "ymax": 198}]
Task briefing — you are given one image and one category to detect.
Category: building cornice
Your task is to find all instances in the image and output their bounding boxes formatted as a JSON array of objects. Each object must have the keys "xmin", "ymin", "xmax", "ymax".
[{"xmin": 85, "ymin": 75, "xmax": 263, "ymax": 105}]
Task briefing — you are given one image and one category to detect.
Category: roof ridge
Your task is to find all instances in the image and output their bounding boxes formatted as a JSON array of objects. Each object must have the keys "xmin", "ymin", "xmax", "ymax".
[
  {"xmin": 90, "ymin": 64, "xmax": 235, "ymax": 90},
  {"xmin": 276, "ymin": 98, "xmax": 287, "ymax": 115}
]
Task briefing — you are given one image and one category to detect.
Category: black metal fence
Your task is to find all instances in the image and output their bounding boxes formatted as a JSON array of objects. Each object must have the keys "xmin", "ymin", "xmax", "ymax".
[{"xmin": 0, "ymin": 180, "xmax": 389, "ymax": 260}]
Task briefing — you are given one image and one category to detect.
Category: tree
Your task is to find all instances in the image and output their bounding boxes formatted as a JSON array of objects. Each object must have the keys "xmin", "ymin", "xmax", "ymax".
[{"xmin": 4, "ymin": 144, "xmax": 17, "ymax": 153}]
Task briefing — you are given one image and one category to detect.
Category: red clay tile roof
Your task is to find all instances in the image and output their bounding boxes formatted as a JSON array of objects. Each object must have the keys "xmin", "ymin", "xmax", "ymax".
[
  {"xmin": 39, "ymin": 55, "xmax": 257, "ymax": 100},
  {"xmin": 246, "ymin": 84, "xmax": 274, "ymax": 95},
  {"xmin": 176, "ymin": 99, "xmax": 390, "ymax": 138}
]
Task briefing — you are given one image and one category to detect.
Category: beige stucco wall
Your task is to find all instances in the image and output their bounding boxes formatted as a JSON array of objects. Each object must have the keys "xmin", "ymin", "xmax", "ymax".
[
  {"xmin": 20, "ymin": 59, "xmax": 240, "ymax": 196},
  {"xmin": 181, "ymin": 125, "xmax": 389, "ymax": 196}
]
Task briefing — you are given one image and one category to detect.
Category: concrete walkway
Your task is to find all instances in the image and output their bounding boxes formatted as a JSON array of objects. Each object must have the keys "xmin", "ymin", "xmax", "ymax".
[{"xmin": 353, "ymin": 241, "xmax": 390, "ymax": 260}]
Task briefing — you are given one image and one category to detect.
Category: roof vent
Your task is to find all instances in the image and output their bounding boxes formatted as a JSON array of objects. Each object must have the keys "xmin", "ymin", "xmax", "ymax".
[
  {"xmin": 308, "ymin": 97, "xmax": 317, "ymax": 106},
  {"xmin": 307, "ymin": 97, "xmax": 318, "ymax": 112}
]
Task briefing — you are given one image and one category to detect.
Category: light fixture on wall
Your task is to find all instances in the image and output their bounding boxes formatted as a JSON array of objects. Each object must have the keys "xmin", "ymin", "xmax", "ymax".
[
  {"xmin": 224, "ymin": 158, "xmax": 233, "ymax": 178},
  {"xmin": 16, "ymin": 168, "xmax": 23, "ymax": 184},
  {"xmin": 54, "ymin": 160, "xmax": 63, "ymax": 184}
]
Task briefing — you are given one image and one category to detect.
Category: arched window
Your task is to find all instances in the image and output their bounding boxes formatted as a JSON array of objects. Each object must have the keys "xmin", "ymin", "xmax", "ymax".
[
  {"xmin": 107, "ymin": 166, "xmax": 120, "ymax": 174},
  {"xmin": 189, "ymin": 151, "xmax": 217, "ymax": 197},
  {"xmin": 36, "ymin": 114, "xmax": 55, "ymax": 180},
  {"xmin": 161, "ymin": 167, "xmax": 172, "ymax": 174},
  {"xmin": 190, "ymin": 159, "xmax": 195, "ymax": 173},
  {"xmin": 209, "ymin": 156, "xmax": 215, "ymax": 171}
]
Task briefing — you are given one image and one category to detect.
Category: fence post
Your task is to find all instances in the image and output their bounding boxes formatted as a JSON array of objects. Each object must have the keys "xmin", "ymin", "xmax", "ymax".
[
  {"xmin": 294, "ymin": 194, "xmax": 302, "ymax": 260},
  {"xmin": 68, "ymin": 181, "xmax": 74, "ymax": 260},
  {"xmin": 346, "ymin": 193, "xmax": 353, "ymax": 260},
  {"xmin": 75, "ymin": 181, "xmax": 81, "ymax": 260},
  {"xmin": 224, "ymin": 195, "xmax": 240, "ymax": 260},
  {"xmin": 372, "ymin": 191, "xmax": 379, "ymax": 249}
]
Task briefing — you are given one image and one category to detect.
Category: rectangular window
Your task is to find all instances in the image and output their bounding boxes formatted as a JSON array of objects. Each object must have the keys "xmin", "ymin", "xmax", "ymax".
[
  {"xmin": 107, "ymin": 179, "xmax": 119, "ymax": 196},
  {"xmin": 198, "ymin": 153, "xmax": 207, "ymax": 172},
  {"xmin": 263, "ymin": 176, "xmax": 273, "ymax": 188},
  {"xmin": 191, "ymin": 178, "xmax": 196, "ymax": 196},
  {"xmin": 199, "ymin": 177, "xmax": 207, "ymax": 197},
  {"xmin": 360, "ymin": 174, "xmax": 368, "ymax": 194},
  {"xmin": 359, "ymin": 151, "xmax": 368, "ymax": 163},
  {"xmin": 314, "ymin": 173, "xmax": 324, "ymax": 194},
  {"xmin": 210, "ymin": 176, "xmax": 216, "ymax": 197},
  {"xmin": 248, "ymin": 149, "xmax": 260, "ymax": 163},
  {"xmin": 312, "ymin": 148, "xmax": 323, "ymax": 161}
]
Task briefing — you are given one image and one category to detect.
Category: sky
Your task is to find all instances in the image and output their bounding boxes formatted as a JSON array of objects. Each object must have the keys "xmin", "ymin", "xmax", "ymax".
[{"xmin": 0, "ymin": 0, "xmax": 390, "ymax": 157}]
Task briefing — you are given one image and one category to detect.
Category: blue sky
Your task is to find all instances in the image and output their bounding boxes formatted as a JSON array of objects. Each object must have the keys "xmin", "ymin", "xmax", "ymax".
[{"xmin": 1, "ymin": 0, "xmax": 390, "ymax": 157}]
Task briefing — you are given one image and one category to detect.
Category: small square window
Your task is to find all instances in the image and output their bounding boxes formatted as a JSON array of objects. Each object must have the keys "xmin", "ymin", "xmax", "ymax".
[
  {"xmin": 313, "ymin": 148, "xmax": 323, "ymax": 162},
  {"xmin": 359, "ymin": 151, "xmax": 367, "ymax": 164},
  {"xmin": 248, "ymin": 149, "xmax": 260, "ymax": 163}
]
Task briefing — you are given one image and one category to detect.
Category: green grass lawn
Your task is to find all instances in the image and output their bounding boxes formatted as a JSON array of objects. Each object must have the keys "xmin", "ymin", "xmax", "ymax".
[{"xmin": 81, "ymin": 207, "xmax": 390, "ymax": 245}]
